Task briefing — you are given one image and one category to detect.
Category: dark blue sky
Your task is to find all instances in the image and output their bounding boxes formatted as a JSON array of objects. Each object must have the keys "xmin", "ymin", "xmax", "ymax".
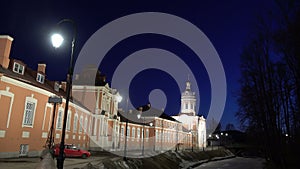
[{"xmin": 1, "ymin": 0, "xmax": 276, "ymax": 130}]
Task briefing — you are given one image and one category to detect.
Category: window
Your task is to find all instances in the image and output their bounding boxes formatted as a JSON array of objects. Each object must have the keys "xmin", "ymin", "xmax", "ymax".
[
  {"xmin": 84, "ymin": 117, "xmax": 88, "ymax": 133},
  {"xmin": 106, "ymin": 103, "xmax": 110, "ymax": 112},
  {"xmin": 73, "ymin": 114, "xmax": 78, "ymax": 133},
  {"xmin": 66, "ymin": 110, "xmax": 71, "ymax": 131},
  {"xmin": 23, "ymin": 101, "xmax": 35, "ymax": 126},
  {"xmin": 121, "ymin": 126, "xmax": 124, "ymax": 137},
  {"xmin": 13, "ymin": 62, "xmax": 24, "ymax": 75},
  {"xmin": 54, "ymin": 82, "xmax": 60, "ymax": 92},
  {"xmin": 137, "ymin": 128, "xmax": 140, "ymax": 139},
  {"xmin": 88, "ymin": 117, "xmax": 92, "ymax": 134},
  {"xmin": 104, "ymin": 119, "xmax": 108, "ymax": 136},
  {"xmin": 146, "ymin": 129, "xmax": 149, "ymax": 138},
  {"xmin": 79, "ymin": 116, "xmax": 83, "ymax": 132},
  {"xmin": 185, "ymin": 103, "xmax": 188, "ymax": 109},
  {"xmin": 132, "ymin": 127, "xmax": 135, "ymax": 138},
  {"xmin": 36, "ymin": 73, "xmax": 45, "ymax": 84},
  {"xmin": 56, "ymin": 108, "xmax": 63, "ymax": 129},
  {"xmin": 127, "ymin": 127, "xmax": 130, "ymax": 137},
  {"xmin": 22, "ymin": 97, "xmax": 37, "ymax": 127},
  {"xmin": 93, "ymin": 118, "xmax": 97, "ymax": 135},
  {"xmin": 19, "ymin": 144, "xmax": 29, "ymax": 156}
]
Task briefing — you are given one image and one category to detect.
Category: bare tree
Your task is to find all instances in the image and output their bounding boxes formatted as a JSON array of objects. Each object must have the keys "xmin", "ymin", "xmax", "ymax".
[{"xmin": 236, "ymin": 1, "xmax": 299, "ymax": 168}]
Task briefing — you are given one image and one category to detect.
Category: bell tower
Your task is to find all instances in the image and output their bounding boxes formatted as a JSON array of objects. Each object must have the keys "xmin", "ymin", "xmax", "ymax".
[{"xmin": 180, "ymin": 78, "xmax": 196, "ymax": 116}]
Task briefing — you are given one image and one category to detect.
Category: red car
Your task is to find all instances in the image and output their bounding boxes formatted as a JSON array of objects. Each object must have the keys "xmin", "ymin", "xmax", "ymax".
[{"xmin": 53, "ymin": 144, "xmax": 91, "ymax": 158}]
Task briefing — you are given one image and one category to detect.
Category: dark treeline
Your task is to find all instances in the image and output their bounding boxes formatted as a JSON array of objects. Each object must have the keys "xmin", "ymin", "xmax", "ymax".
[{"xmin": 236, "ymin": 0, "xmax": 300, "ymax": 168}]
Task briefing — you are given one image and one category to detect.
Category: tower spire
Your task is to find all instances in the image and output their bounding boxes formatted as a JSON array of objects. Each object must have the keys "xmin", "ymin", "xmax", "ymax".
[{"xmin": 186, "ymin": 74, "xmax": 191, "ymax": 91}]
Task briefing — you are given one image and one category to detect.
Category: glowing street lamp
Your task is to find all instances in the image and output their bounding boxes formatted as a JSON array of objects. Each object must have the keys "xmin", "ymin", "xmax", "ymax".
[
  {"xmin": 51, "ymin": 33, "xmax": 64, "ymax": 48},
  {"xmin": 116, "ymin": 95, "xmax": 123, "ymax": 103},
  {"xmin": 51, "ymin": 19, "xmax": 77, "ymax": 169}
]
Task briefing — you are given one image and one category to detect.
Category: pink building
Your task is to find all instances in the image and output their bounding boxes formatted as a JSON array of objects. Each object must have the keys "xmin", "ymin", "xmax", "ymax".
[{"xmin": 0, "ymin": 35, "xmax": 196, "ymax": 158}]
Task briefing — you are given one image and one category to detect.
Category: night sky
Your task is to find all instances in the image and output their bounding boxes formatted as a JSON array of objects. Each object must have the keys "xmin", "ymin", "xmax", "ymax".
[{"xmin": 1, "ymin": 0, "xmax": 276, "ymax": 130}]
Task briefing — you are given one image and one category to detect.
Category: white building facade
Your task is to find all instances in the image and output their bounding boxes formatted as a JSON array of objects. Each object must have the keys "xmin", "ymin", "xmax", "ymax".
[{"xmin": 172, "ymin": 80, "xmax": 207, "ymax": 149}]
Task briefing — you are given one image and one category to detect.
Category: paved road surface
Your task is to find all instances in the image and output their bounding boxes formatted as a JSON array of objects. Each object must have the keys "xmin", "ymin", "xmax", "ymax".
[
  {"xmin": 0, "ymin": 156, "xmax": 107, "ymax": 169},
  {"xmin": 195, "ymin": 157, "xmax": 265, "ymax": 169}
]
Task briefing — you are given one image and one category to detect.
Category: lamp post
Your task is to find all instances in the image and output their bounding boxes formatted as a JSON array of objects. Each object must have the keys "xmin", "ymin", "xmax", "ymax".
[
  {"xmin": 47, "ymin": 96, "xmax": 62, "ymax": 150},
  {"xmin": 51, "ymin": 19, "xmax": 77, "ymax": 169},
  {"xmin": 137, "ymin": 108, "xmax": 145, "ymax": 156},
  {"xmin": 189, "ymin": 131, "xmax": 193, "ymax": 152},
  {"xmin": 123, "ymin": 98, "xmax": 129, "ymax": 161},
  {"xmin": 220, "ymin": 132, "xmax": 223, "ymax": 146},
  {"xmin": 142, "ymin": 117, "xmax": 145, "ymax": 156},
  {"xmin": 216, "ymin": 134, "xmax": 220, "ymax": 149},
  {"xmin": 149, "ymin": 122, "xmax": 154, "ymax": 151},
  {"xmin": 208, "ymin": 134, "xmax": 213, "ymax": 150},
  {"xmin": 202, "ymin": 132, "xmax": 205, "ymax": 152},
  {"xmin": 225, "ymin": 133, "xmax": 228, "ymax": 146}
]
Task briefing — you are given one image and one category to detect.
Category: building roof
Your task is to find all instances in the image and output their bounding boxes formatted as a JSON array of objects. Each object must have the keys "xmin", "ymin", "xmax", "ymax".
[
  {"xmin": 0, "ymin": 59, "xmax": 91, "ymax": 112},
  {"xmin": 118, "ymin": 107, "xmax": 179, "ymax": 124},
  {"xmin": 0, "ymin": 60, "xmax": 62, "ymax": 95}
]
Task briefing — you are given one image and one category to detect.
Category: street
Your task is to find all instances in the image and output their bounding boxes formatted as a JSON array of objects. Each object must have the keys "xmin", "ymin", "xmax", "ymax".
[
  {"xmin": 0, "ymin": 156, "xmax": 108, "ymax": 169},
  {"xmin": 195, "ymin": 157, "xmax": 265, "ymax": 169}
]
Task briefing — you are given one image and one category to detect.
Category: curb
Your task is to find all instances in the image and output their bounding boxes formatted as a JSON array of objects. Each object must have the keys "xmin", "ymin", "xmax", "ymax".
[{"xmin": 185, "ymin": 155, "xmax": 236, "ymax": 169}]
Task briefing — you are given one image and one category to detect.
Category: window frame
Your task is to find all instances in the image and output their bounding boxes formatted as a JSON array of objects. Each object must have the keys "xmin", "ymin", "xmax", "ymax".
[
  {"xmin": 13, "ymin": 62, "xmax": 25, "ymax": 75},
  {"xmin": 66, "ymin": 110, "xmax": 72, "ymax": 131},
  {"xmin": 56, "ymin": 107, "xmax": 64, "ymax": 130},
  {"xmin": 79, "ymin": 116, "xmax": 83, "ymax": 133},
  {"xmin": 19, "ymin": 144, "xmax": 29, "ymax": 156},
  {"xmin": 132, "ymin": 127, "xmax": 135, "ymax": 140},
  {"xmin": 22, "ymin": 96, "xmax": 37, "ymax": 127},
  {"xmin": 121, "ymin": 126, "xmax": 124, "ymax": 137},
  {"xmin": 73, "ymin": 113, "xmax": 78, "ymax": 133},
  {"xmin": 36, "ymin": 73, "xmax": 45, "ymax": 84}
]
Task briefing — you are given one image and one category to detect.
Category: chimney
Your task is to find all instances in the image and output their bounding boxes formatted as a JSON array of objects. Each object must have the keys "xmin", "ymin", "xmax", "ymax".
[
  {"xmin": 0, "ymin": 35, "xmax": 13, "ymax": 69},
  {"xmin": 61, "ymin": 81, "xmax": 67, "ymax": 92},
  {"xmin": 38, "ymin": 63, "xmax": 46, "ymax": 74}
]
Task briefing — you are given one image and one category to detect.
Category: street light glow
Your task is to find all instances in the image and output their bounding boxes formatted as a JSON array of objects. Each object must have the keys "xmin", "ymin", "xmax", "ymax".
[
  {"xmin": 51, "ymin": 33, "xmax": 64, "ymax": 48},
  {"xmin": 116, "ymin": 95, "xmax": 122, "ymax": 102}
]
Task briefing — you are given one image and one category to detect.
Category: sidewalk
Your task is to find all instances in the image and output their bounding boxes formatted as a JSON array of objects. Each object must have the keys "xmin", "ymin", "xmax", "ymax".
[
  {"xmin": 182, "ymin": 155, "xmax": 236, "ymax": 169},
  {"xmin": 35, "ymin": 149, "xmax": 56, "ymax": 169},
  {"xmin": 0, "ymin": 157, "xmax": 40, "ymax": 163}
]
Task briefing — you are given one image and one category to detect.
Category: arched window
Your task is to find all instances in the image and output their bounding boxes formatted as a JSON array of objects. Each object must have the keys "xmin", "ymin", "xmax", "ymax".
[
  {"xmin": 73, "ymin": 113, "xmax": 78, "ymax": 133},
  {"xmin": 66, "ymin": 110, "xmax": 72, "ymax": 131},
  {"xmin": 56, "ymin": 107, "xmax": 64, "ymax": 130}
]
